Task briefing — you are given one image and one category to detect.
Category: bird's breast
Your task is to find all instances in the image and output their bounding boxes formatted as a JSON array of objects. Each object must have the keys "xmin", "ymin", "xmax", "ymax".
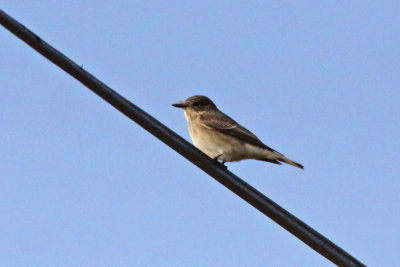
[{"xmin": 187, "ymin": 120, "xmax": 230, "ymax": 158}]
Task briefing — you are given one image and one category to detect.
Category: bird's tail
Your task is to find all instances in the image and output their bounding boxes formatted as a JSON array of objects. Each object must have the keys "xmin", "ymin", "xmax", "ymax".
[{"xmin": 278, "ymin": 156, "xmax": 304, "ymax": 169}]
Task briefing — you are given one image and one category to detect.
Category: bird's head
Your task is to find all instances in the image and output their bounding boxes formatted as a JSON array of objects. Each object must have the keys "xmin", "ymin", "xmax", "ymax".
[{"xmin": 172, "ymin": 95, "xmax": 217, "ymax": 113}]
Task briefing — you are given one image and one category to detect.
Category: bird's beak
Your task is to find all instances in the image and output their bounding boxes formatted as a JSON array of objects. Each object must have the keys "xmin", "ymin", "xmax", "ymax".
[{"xmin": 172, "ymin": 102, "xmax": 186, "ymax": 108}]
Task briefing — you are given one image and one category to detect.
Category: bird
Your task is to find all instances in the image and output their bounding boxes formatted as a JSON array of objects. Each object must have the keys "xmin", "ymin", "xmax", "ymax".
[{"xmin": 172, "ymin": 95, "xmax": 303, "ymax": 169}]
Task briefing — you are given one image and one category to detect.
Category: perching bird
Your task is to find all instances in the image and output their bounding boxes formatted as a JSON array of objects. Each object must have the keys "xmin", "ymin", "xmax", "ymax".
[{"xmin": 172, "ymin": 95, "xmax": 303, "ymax": 169}]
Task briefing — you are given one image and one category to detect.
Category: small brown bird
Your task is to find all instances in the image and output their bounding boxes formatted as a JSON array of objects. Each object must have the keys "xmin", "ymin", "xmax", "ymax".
[{"xmin": 172, "ymin": 95, "xmax": 303, "ymax": 169}]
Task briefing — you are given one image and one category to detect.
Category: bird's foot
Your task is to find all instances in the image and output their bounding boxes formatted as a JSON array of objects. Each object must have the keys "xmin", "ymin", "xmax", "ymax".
[
  {"xmin": 219, "ymin": 162, "xmax": 228, "ymax": 170},
  {"xmin": 213, "ymin": 154, "xmax": 228, "ymax": 170},
  {"xmin": 213, "ymin": 154, "xmax": 222, "ymax": 161}
]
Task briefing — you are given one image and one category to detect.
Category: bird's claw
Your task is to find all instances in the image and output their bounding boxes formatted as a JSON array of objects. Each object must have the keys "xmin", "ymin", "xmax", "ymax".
[
  {"xmin": 213, "ymin": 154, "xmax": 228, "ymax": 170},
  {"xmin": 219, "ymin": 162, "xmax": 228, "ymax": 170}
]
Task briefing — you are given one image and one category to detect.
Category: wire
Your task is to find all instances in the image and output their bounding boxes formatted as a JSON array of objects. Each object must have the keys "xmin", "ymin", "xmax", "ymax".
[{"xmin": 0, "ymin": 9, "xmax": 365, "ymax": 267}]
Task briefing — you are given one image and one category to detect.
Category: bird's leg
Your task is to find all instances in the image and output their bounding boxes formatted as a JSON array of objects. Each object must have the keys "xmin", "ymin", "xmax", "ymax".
[
  {"xmin": 213, "ymin": 154, "xmax": 222, "ymax": 161},
  {"xmin": 213, "ymin": 154, "xmax": 228, "ymax": 170}
]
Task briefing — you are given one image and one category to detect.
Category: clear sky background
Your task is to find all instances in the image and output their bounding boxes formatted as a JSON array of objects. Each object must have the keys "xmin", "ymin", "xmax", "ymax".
[{"xmin": 1, "ymin": 2, "xmax": 399, "ymax": 266}]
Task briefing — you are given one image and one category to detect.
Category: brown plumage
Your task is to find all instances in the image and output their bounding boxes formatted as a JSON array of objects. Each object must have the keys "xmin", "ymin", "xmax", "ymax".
[{"xmin": 173, "ymin": 95, "xmax": 303, "ymax": 169}]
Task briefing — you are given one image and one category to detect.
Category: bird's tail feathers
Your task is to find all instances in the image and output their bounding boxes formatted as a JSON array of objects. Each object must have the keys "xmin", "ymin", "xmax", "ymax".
[{"xmin": 278, "ymin": 156, "xmax": 304, "ymax": 169}]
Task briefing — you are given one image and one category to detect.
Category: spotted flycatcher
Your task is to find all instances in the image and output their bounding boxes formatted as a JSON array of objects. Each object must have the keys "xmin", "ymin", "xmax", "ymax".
[{"xmin": 172, "ymin": 95, "xmax": 303, "ymax": 169}]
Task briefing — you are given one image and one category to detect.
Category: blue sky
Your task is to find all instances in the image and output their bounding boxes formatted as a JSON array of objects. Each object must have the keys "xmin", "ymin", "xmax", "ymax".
[{"xmin": 1, "ymin": 1, "xmax": 399, "ymax": 266}]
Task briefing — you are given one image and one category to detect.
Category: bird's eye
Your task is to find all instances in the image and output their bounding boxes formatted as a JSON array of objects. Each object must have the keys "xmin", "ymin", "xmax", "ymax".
[{"xmin": 193, "ymin": 102, "xmax": 200, "ymax": 106}]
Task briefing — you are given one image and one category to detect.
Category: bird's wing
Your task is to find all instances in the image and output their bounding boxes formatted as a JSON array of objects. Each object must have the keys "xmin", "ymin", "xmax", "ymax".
[{"xmin": 199, "ymin": 111, "xmax": 280, "ymax": 154}]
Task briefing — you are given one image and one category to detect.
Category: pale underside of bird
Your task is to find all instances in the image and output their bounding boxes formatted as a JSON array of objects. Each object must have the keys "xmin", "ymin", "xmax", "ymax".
[{"xmin": 173, "ymin": 95, "xmax": 303, "ymax": 169}]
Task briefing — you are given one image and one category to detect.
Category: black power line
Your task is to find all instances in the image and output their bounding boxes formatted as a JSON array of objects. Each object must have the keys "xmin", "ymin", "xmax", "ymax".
[{"xmin": 0, "ymin": 10, "xmax": 365, "ymax": 267}]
